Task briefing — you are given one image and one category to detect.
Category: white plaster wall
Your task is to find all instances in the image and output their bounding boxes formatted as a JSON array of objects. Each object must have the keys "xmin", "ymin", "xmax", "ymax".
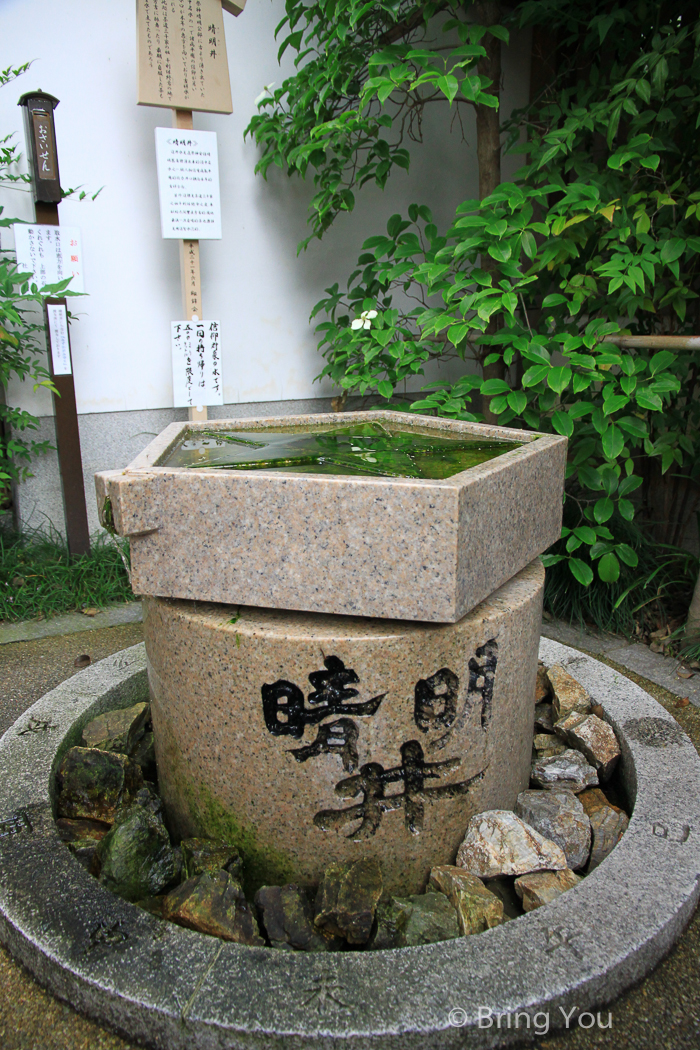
[{"xmin": 0, "ymin": 0, "xmax": 531, "ymax": 419}]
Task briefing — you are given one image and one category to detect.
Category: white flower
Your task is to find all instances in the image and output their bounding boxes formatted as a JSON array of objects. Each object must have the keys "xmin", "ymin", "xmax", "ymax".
[
  {"xmin": 351, "ymin": 309, "xmax": 378, "ymax": 331},
  {"xmin": 254, "ymin": 83, "xmax": 276, "ymax": 107}
]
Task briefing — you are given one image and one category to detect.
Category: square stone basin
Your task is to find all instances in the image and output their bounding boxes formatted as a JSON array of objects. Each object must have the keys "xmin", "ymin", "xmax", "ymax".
[{"xmin": 95, "ymin": 410, "xmax": 566, "ymax": 622}]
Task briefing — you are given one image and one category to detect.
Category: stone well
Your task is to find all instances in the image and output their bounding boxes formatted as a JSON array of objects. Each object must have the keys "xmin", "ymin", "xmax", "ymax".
[
  {"xmin": 145, "ymin": 560, "xmax": 543, "ymax": 894},
  {"xmin": 95, "ymin": 411, "xmax": 564, "ymax": 896}
]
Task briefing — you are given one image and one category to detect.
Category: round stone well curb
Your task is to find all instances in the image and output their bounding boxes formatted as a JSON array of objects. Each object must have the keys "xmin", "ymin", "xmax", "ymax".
[{"xmin": 0, "ymin": 638, "xmax": 699, "ymax": 1049}]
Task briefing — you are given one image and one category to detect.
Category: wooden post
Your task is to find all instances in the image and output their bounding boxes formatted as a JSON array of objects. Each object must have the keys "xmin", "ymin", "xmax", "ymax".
[
  {"xmin": 19, "ymin": 91, "xmax": 90, "ymax": 556},
  {"xmin": 172, "ymin": 108, "xmax": 207, "ymax": 423}
]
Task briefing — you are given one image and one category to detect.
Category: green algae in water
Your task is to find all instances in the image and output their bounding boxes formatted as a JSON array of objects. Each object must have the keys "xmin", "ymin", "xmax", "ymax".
[{"xmin": 163, "ymin": 422, "xmax": 521, "ymax": 480}]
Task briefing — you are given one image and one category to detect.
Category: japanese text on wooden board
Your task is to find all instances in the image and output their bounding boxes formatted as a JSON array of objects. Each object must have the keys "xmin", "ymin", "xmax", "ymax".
[
  {"xmin": 12, "ymin": 225, "xmax": 84, "ymax": 293},
  {"xmin": 171, "ymin": 320, "xmax": 223, "ymax": 407},
  {"xmin": 137, "ymin": 0, "xmax": 233, "ymax": 113},
  {"xmin": 155, "ymin": 128, "xmax": 222, "ymax": 239}
]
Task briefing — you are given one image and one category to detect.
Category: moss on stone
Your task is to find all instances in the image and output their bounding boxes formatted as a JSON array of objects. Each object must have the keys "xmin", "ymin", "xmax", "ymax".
[{"xmin": 159, "ymin": 739, "xmax": 294, "ymax": 896}]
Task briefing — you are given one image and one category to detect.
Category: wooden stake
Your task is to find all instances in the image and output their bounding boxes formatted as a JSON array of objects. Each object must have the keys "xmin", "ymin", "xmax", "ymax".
[
  {"xmin": 35, "ymin": 203, "xmax": 91, "ymax": 556},
  {"xmin": 172, "ymin": 109, "xmax": 207, "ymax": 422}
]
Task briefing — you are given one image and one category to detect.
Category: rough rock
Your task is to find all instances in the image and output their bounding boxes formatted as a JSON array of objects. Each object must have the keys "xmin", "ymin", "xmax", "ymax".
[
  {"xmin": 164, "ymin": 871, "xmax": 264, "ymax": 944},
  {"xmin": 428, "ymin": 865, "xmax": 504, "ymax": 934},
  {"xmin": 514, "ymin": 869, "xmax": 581, "ymax": 911},
  {"xmin": 370, "ymin": 893, "xmax": 460, "ymax": 947},
  {"xmin": 134, "ymin": 895, "xmax": 166, "ymax": 918},
  {"xmin": 56, "ymin": 817, "xmax": 110, "ymax": 844},
  {"xmin": 367, "ymin": 898, "xmax": 410, "ymax": 949},
  {"xmin": 130, "ymin": 784, "xmax": 163, "ymax": 817},
  {"xmin": 484, "ymin": 877, "xmax": 523, "ymax": 921},
  {"xmin": 546, "ymin": 665, "xmax": 592, "ymax": 720},
  {"xmin": 535, "ymin": 663, "xmax": 550, "ymax": 702},
  {"xmin": 132, "ymin": 731, "xmax": 157, "ymax": 780},
  {"xmin": 515, "ymin": 789, "xmax": 591, "ymax": 870},
  {"xmin": 82, "ymin": 702, "xmax": 150, "ymax": 754},
  {"xmin": 57, "ymin": 817, "xmax": 109, "ymax": 874},
  {"xmin": 56, "ymin": 747, "xmax": 143, "ymax": 822},
  {"xmin": 255, "ymin": 884, "xmax": 332, "ymax": 951},
  {"xmin": 181, "ymin": 837, "xmax": 243, "ymax": 880},
  {"xmin": 96, "ymin": 805, "xmax": 177, "ymax": 901},
  {"xmin": 554, "ymin": 711, "xmax": 620, "ymax": 781},
  {"xmin": 456, "ymin": 810, "xmax": 567, "ymax": 878},
  {"xmin": 532, "ymin": 733, "xmax": 566, "ymax": 758},
  {"xmin": 579, "ymin": 788, "xmax": 629, "ymax": 870},
  {"xmin": 534, "ymin": 703, "xmax": 554, "ymax": 732},
  {"xmin": 531, "ymin": 749, "xmax": 599, "ymax": 793},
  {"xmin": 314, "ymin": 859, "xmax": 382, "ymax": 945}
]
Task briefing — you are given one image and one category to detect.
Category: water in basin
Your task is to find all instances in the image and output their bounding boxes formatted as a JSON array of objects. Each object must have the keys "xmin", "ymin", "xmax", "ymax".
[{"xmin": 162, "ymin": 421, "xmax": 521, "ymax": 480}]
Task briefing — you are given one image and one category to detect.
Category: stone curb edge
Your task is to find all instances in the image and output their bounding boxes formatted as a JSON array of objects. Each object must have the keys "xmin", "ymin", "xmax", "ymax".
[{"xmin": 0, "ymin": 639, "xmax": 697, "ymax": 1049}]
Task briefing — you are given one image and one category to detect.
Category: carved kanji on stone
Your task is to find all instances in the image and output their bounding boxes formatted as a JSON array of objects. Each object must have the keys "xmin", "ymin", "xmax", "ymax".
[
  {"xmin": 314, "ymin": 739, "xmax": 484, "ymax": 839},
  {"xmin": 262, "ymin": 656, "xmax": 386, "ymax": 740}
]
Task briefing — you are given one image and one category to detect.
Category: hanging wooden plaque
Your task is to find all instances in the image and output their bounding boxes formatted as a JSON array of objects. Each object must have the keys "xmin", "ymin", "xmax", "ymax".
[{"xmin": 137, "ymin": 0, "xmax": 233, "ymax": 114}]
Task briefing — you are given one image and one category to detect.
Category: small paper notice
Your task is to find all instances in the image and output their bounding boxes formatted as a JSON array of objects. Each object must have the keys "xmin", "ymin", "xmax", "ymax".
[
  {"xmin": 155, "ymin": 128, "xmax": 222, "ymax": 239},
  {"xmin": 12, "ymin": 225, "xmax": 84, "ymax": 293},
  {"xmin": 47, "ymin": 303, "xmax": 72, "ymax": 376},
  {"xmin": 171, "ymin": 320, "xmax": 223, "ymax": 407}
]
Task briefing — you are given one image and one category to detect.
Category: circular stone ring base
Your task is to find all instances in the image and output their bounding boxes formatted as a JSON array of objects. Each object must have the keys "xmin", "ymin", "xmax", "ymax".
[{"xmin": 0, "ymin": 639, "xmax": 698, "ymax": 1049}]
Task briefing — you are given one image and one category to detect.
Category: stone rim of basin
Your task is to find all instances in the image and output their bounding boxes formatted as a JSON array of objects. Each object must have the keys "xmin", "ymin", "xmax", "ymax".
[
  {"xmin": 123, "ymin": 409, "xmax": 561, "ymax": 483},
  {"xmin": 1, "ymin": 637, "xmax": 698, "ymax": 1049}
]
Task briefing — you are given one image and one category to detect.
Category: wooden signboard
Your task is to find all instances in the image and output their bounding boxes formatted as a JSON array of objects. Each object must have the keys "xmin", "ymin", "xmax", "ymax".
[{"xmin": 136, "ymin": 0, "xmax": 233, "ymax": 113}]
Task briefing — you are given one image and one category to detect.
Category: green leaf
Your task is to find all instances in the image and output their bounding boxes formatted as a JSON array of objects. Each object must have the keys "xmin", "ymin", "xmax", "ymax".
[
  {"xmin": 660, "ymin": 238, "xmax": 685, "ymax": 264},
  {"xmin": 573, "ymin": 526, "xmax": 597, "ymax": 544},
  {"xmin": 481, "ymin": 378, "xmax": 511, "ymax": 395},
  {"xmin": 598, "ymin": 552, "xmax": 620, "ymax": 583},
  {"xmin": 616, "ymin": 543, "xmax": 638, "ymax": 567},
  {"xmin": 649, "ymin": 350, "xmax": 676, "ymax": 376},
  {"xmin": 618, "ymin": 498, "xmax": 635, "ymax": 521},
  {"xmin": 551, "ymin": 410, "xmax": 574, "ymax": 437},
  {"xmin": 569, "ymin": 558, "xmax": 594, "ymax": 586},
  {"xmin": 521, "ymin": 230, "xmax": 536, "ymax": 259},
  {"xmin": 594, "ymin": 497, "xmax": 614, "ymax": 523},
  {"xmin": 522, "ymin": 365, "xmax": 549, "ymax": 387},
  {"xmin": 547, "ymin": 367, "xmax": 572, "ymax": 394},
  {"xmin": 507, "ymin": 390, "xmax": 527, "ymax": 414},
  {"xmin": 377, "ymin": 380, "xmax": 394, "ymax": 398},
  {"xmin": 601, "ymin": 425, "xmax": 624, "ymax": 460}
]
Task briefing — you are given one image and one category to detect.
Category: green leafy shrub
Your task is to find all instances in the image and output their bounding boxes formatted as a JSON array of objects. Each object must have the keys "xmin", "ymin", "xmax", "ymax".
[{"xmin": 247, "ymin": 1, "xmax": 700, "ymax": 618}]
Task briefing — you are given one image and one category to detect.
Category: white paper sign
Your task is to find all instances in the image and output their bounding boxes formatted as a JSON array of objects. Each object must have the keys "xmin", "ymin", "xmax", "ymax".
[
  {"xmin": 155, "ymin": 128, "xmax": 222, "ymax": 239},
  {"xmin": 12, "ymin": 225, "xmax": 85, "ymax": 293},
  {"xmin": 46, "ymin": 303, "xmax": 72, "ymax": 376},
  {"xmin": 171, "ymin": 320, "xmax": 223, "ymax": 407}
]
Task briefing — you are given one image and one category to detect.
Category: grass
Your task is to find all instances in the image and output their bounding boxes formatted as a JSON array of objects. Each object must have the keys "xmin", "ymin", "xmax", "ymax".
[
  {"xmin": 544, "ymin": 513, "xmax": 698, "ymax": 642},
  {"xmin": 0, "ymin": 527, "xmax": 135, "ymax": 623}
]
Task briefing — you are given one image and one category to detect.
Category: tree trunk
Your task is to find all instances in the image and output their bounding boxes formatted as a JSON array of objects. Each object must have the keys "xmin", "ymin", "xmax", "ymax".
[{"xmin": 473, "ymin": 2, "xmax": 503, "ymax": 423}]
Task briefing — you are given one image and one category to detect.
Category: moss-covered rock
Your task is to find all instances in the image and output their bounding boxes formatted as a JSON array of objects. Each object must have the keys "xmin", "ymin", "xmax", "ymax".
[
  {"xmin": 163, "ymin": 871, "xmax": 264, "ymax": 944},
  {"xmin": 56, "ymin": 747, "xmax": 143, "ymax": 822},
  {"xmin": 82, "ymin": 703, "xmax": 150, "ymax": 754},
  {"xmin": 181, "ymin": 837, "xmax": 243, "ymax": 880},
  {"xmin": 96, "ymin": 806, "xmax": 177, "ymax": 901},
  {"xmin": 255, "ymin": 884, "xmax": 335, "ymax": 951},
  {"xmin": 314, "ymin": 858, "xmax": 382, "ymax": 945}
]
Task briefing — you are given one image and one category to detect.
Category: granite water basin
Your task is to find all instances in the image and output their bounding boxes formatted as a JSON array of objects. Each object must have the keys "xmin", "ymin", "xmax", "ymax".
[{"xmin": 95, "ymin": 410, "xmax": 567, "ymax": 623}]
